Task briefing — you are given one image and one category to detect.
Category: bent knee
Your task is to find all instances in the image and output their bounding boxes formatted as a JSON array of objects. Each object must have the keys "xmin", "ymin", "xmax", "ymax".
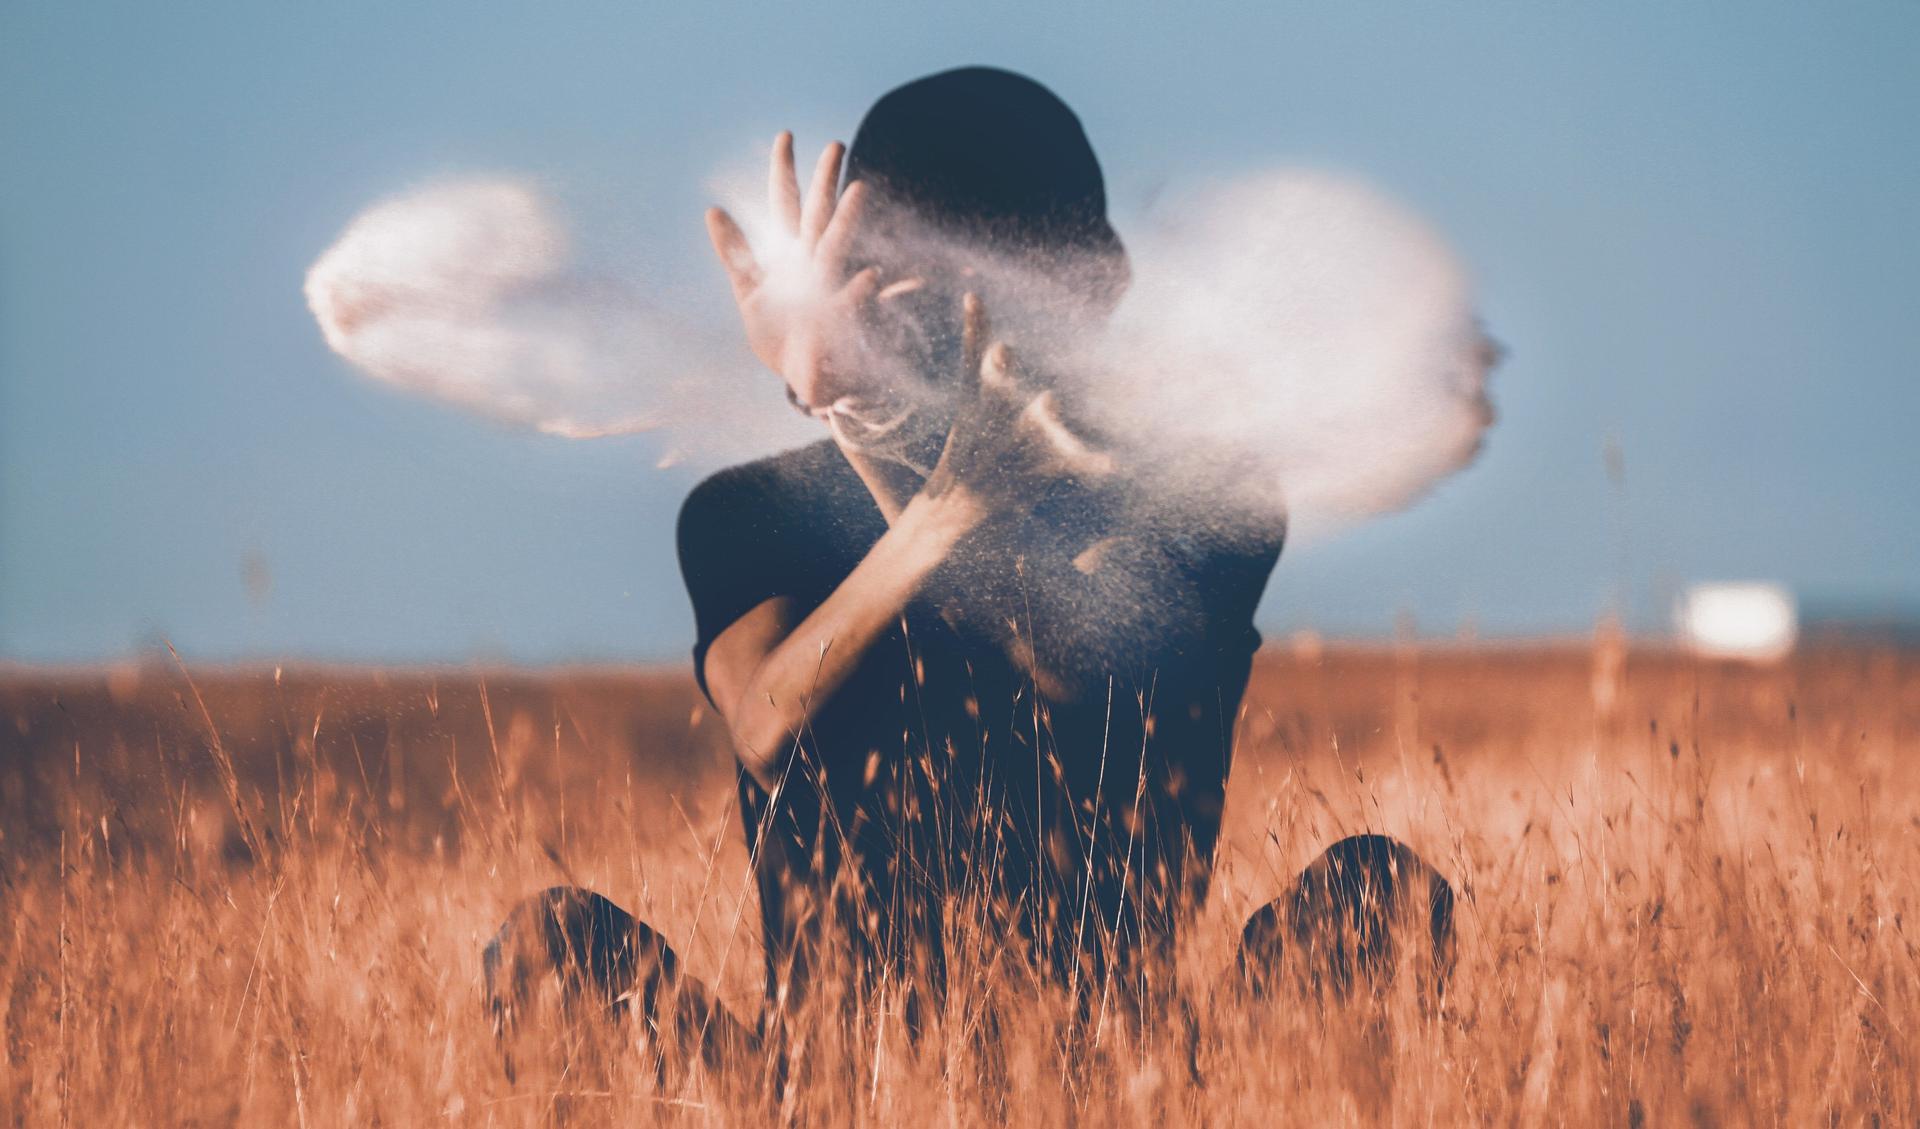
[
  {"xmin": 1235, "ymin": 835, "xmax": 1455, "ymax": 1000},
  {"xmin": 482, "ymin": 887, "xmax": 680, "ymax": 1031}
]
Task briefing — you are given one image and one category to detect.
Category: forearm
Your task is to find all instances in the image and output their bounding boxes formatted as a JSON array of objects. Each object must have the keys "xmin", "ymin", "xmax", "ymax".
[
  {"xmin": 833, "ymin": 442, "xmax": 1074, "ymax": 683},
  {"xmin": 727, "ymin": 490, "xmax": 982, "ymax": 785},
  {"xmin": 837, "ymin": 442, "xmax": 1159, "ymax": 702},
  {"xmin": 835, "ymin": 458, "xmax": 1086, "ymax": 696}
]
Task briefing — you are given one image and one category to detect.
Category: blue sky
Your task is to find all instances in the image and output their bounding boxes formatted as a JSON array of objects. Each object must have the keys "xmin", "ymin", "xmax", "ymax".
[{"xmin": 2, "ymin": 1, "xmax": 1915, "ymax": 663}]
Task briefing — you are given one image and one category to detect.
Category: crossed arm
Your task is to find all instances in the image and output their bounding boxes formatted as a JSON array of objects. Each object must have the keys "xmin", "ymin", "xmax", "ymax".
[
  {"xmin": 699, "ymin": 133, "xmax": 1126, "ymax": 788},
  {"xmin": 699, "ymin": 486, "xmax": 980, "ymax": 786}
]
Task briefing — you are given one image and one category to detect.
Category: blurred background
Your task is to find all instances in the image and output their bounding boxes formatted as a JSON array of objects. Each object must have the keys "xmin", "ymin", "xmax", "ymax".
[{"xmin": 3, "ymin": 1, "xmax": 1916, "ymax": 666}]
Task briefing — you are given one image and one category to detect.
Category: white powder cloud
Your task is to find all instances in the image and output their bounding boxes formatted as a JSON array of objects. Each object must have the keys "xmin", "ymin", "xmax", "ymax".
[
  {"xmin": 304, "ymin": 177, "xmax": 811, "ymax": 459},
  {"xmin": 1087, "ymin": 170, "xmax": 1495, "ymax": 538},
  {"xmin": 306, "ymin": 167, "xmax": 1493, "ymax": 524}
]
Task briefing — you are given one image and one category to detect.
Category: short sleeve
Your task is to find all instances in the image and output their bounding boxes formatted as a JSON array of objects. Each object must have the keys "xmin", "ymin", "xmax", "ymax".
[
  {"xmin": 676, "ymin": 468, "xmax": 790, "ymax": 700},
  {"xmin": 1192, "ymin": 524, "xmax": 1284, "ymax": 648}
]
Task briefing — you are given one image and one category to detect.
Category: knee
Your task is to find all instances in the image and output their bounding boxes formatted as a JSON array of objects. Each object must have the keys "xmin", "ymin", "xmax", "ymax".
[
  {"xmin": 1235, "ymin": 835, "xmax": 1455, "ymax": 1001},
  {"xmin": 482, "ymin": 887, "xmax": 763, "ymax": 1084},
  {"xmin": 482, "ymin": 886, "xmax": 679, "ymax": 1039}
]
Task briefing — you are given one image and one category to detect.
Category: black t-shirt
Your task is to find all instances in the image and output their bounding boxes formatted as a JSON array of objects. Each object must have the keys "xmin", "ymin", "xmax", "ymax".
[{"xmin": 677, "ymin": 438, "xmax": 1281, "ymax": 1000}]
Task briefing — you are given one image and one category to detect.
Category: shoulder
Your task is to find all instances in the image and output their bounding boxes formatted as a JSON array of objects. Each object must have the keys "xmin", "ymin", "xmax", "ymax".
[
  {"xmin": 676, "ymin": 439, "xmax": 845, "ymax": 539},
  {"xmin": 675, "ymin": 440, "xmax": 863, "ymax": 670}
]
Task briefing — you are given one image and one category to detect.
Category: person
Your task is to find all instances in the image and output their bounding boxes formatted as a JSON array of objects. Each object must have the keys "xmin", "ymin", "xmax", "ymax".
[{"xmin": 484, "ymin": 66, "xmax": 1453, "ymax": 1074}]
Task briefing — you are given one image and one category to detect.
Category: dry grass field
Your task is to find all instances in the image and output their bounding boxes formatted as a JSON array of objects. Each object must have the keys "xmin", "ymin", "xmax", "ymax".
[{"xmin": 1, "ymin": 642, "xmax": 1915, "ymax": 1125}]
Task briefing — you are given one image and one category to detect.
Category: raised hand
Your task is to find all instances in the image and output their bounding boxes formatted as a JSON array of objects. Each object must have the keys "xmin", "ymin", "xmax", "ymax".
[
  {"xmin": 923, "ymin": 293, "xmax": 1116, "ymax": 512},
  {"xmin": 704, "ymin": 133, "xmax": 887, "ymax": 415}
]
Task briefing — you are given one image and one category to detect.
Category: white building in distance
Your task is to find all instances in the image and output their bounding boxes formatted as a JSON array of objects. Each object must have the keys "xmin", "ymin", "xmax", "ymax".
[{"xmin": 1675, "ymin": 582, "xmax": 1799, "ymax": 661}]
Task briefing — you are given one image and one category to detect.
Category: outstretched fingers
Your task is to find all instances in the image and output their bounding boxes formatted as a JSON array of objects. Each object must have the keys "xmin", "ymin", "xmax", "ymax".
[
  {"xmin": 800, "ymin": 141, "xmax": 847, "ymax": 249},
  {"xmin": 979, "ymin": 338, "xmax": 1017, "ymax": 394},
  {"xmin": 839, "ymin": 266, "xmax": 881, "ymax": 308},
  {"xmin": 704, "ymin": 207, "xmax": 762, "ymax": 302},
  {"xmin": 769, "ymin": 131, "xmax": 801, "ymax": 236},
  {"xmin": 814, "ymin": 180, "xmax": 866, "ymax": 282},
  {"xmin": 961, "ymin": 294, "xmax": 990, "ymax": 394},
  {"xmin": 981, "ymin": 340, "xmax": 1115, "ymax": 479},
  {"xmin": 1022, "ymin": 392, "xmax": 1117, "ymax": 480}
]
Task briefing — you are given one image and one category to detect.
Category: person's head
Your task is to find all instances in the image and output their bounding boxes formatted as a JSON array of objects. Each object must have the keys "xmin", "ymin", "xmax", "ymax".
[
  {"xmin": 831, "ymin": 67, "xmax": 1128, "ymax": 457},
  {"xmin": 846, "ymin": 66, "xmax": 1127, "ymax": 292},
  {"xmin": 852, "ymin": 70, "xmax": 1126, "ymax": 344}
]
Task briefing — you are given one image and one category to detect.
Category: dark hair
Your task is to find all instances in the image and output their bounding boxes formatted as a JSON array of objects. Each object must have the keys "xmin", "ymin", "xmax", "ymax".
[{"xmin": 844, "ymin": 66, "xmax": 1128, "ymax": 302}]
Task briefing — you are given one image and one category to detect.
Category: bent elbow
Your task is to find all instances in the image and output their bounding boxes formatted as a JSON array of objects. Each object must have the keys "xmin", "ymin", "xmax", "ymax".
[
  {"xmin": 734, "ymin": 733, "xmax": 786, "ymax": 789},
  {"xmin": 726, "ymin": 691, "xmax": 802, "ymax": 788}
]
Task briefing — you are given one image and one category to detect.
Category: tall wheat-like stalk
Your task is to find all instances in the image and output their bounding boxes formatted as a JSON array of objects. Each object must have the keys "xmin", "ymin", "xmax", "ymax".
[{"xmin": 0, "ymin": 647, "xmax": 1913, "ymax": 1124}]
